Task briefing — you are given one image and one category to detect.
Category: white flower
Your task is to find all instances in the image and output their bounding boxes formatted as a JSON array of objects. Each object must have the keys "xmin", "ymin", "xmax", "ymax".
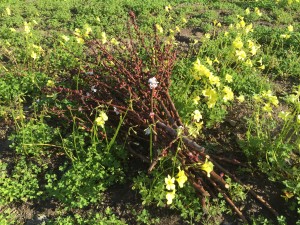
[
  {"xmin": 114, "ymin": 106, "xmax": 119, "ymax": 115},
  {"xmin": 192, "ymin": 110, "xmax": 202, "ymax": 122},
  {"xmin": 148, "ymin": 77, "xmax": 159, "ymax": 89},
  {"xmin": 144, "ymin": 127, "xmax": 151, "ymax": 135},
  {"xmin": 91, "ymin": 85, "xmax": 97, "ymax": 92}
]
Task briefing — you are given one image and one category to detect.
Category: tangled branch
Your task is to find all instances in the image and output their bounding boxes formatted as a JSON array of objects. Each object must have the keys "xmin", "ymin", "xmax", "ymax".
[{"xmin": 49, "ymin": 12, "xmax": 278, "ymax": 223}]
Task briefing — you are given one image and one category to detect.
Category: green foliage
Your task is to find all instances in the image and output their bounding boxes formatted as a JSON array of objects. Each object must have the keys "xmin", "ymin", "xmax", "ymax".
[
  {"xmin": 0, "ymin": 72, "xmax": 48, "ymax": 102},
  {"xmin": 240, "ymin": 86, "xmax": 300, "ymax": 220},
  {"xmin": 0, "ymin": 0, "xmax": 300, "ymax": 223},
  {"xmin": 0, "ymin": 208, "xmax": 17, "ymax": 225},
  {"xmin": 45, "ymin": 142, "xmax": 126, "ymax": 209},
  {"xmin": 9, "ymin": 119, "xmax": 57, "ymax": 156},
  {"xmin": 226, "ymin": 177, "xmax": 247, "ymax": 203},
  {"xmin": 0, "ymin": 157, "xmax": 43, "ymax": 205},
  {"xmin": 133, "ymin": 209, "xmax": 160, "ymax": 225},
  {"xmin": 47, "ymin": 207, "xmax": 125, "ymax": 225}
]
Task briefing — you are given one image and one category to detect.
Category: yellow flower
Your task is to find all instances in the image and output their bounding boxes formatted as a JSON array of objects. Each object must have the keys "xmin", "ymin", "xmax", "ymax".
[
  {"xmin": 223, "ymin": 86, "xmax": 234, "ymax": 102},
  {"xmin": 24, "ymin": 21, "xmax": 30, "ymax": 34},
  {"xmin": 166, "ymin": 189, "xmax": 176, "ymax": 205},
  {"xmin": 6, "ymin": 7, "xmax": 11, "ymax": 16},
  {"xmin": 206, "ymin": 57, "xmax": 213, "ymax": 66},
  {"xmin": 182, "ymin": 17, "xmax": 187, "ymax": 23},
  {"xmin": 236, "ymin": 15, "xmax": 244, "ymax": 20},
  {"xmin": 248, "ymin": 40, "xmax": 254, "ymax": 48},
  {"xmin": 202, "ymin": 88, "xmax": 218, "ymax": 108},
  {"xmin": 199, "ymin": 159, "xmax": 214, "ymax": 177},
  {"xmin": 9, "ymin": 28, "xmax": 16, "ymax": 32},
  {"xmin": 278, "ymin": 111, "xmax": 291, "ymax": 121},
  {"xmin": 74, "ymin": 28, "xmax": 81, "ymax": 37},
  {"xmin": 269, "ymin": 95, "xmax": 279, "ymax": 106},
  {"xmin": 280, "ymin": 34, "xmax": 291, "ymax": 39},
  {"xmin": 245, "ymin": 23, "xmax": 253, "ymax": 33},
  {"xmin": 176, "ymin": 168, "xmax": 188, "ymax": 188},
  {"xmin": 192, "ymin": 110, "xmax": 202, "ymax": 122},
  {"xmin": 250, "ymin": 45, "xmax": 259, "ymax": 56},
  {"xmin": 262, "ymin": 103, "xmax": 272, "ymax": 112},
  {"xmin": 288, "ymin": 25, "xmax": 293, "ymax": 32},
  {"xmin": 208, "ymin": 74, "xmax": 220, "ymax": 87},
  {"xmin": 232, "ymin": 37, "xmax": 243, "ymax": 49},
  {"xmin": 110, "ymin": 38, "xmax": 119, "ymax": 45},
  {"xmin": 213, "ymin": 57, "xmax": 219, "ymax": 64},
  {"xmin": 239, "ymin": 19, "xmax": 246, "ymax": 28},
  {"xmin": 165, "ymin": 175, "xmax": 176, "ymax": 191},
  {"xmin": 76, "ymin": 37, "xmax": 84, "ymax": 44},
  {"xmin": 31, "ymin": 51, "xmax": 37, "ymax": 60},
  {"xmin": 237, "ymin": 95, "xmax": 245, "ymax": 103},
  {"xmin": 165, "ymin": 4, "xmax": 172, "ymax": 12},
  {"xmin": 61, "ymin": 35, "xmax": 70, "ymax": 42},
  {"xmin": 255, "ymin": 7, "xmax": 262, "ymax": 16},
  {"xmin": 187, "ymin": 122, "xmax": 203, "ymax": 138},
  {"xmin": 204, "ymin": 33, "xmax": 211, "ymax": 39},
  {"xmin": 32, "ymin": 45, "xmax": 43, "ymax": 54},
  {"xmin": 101, "ymin": 32, "xmax": 107, "ymax": 44},
  {"xmin": 84, "ymin": 24, "xmax": 92, "ymax": 37},
  {"xmin": 245, "ymin": 59, "xmax": 253, "ymax": 67},
  {"xmin": 15, "ymin": 114, "xmax": 25, "ymax": 120},
  {"xmin": 225, "ymin": 74, "xmax": 233, "ymax": 83},
  {"xmin": 245, "ymin": 8, "xmax": 250, "ymax": 15},
  {"xmin": 95, "ymin": 111, "xmax": 108, "ymax": 128},
  {"xmin": 192, "ymin": 96, "xmax": 200, "ymax": 105},
  {"xmin": 155, "ymin": 24, "xmax": 163, "ymax": 34},
  {"xmin": 46, "ymin": 80, "xmax": 55, "ymax": 87},
  {"xmin": 236, "ymin": 50, "xmax": 246, "ymax": 61},
  {"xmin": 193, "ymin": 59, "xmax": 212, "ymax": 79}
]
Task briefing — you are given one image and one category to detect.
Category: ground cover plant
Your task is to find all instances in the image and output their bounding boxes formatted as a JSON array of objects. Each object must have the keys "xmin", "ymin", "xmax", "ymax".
[{"xmin": 0, "ymin": 0, "xmax": 300, "ymax": 224}]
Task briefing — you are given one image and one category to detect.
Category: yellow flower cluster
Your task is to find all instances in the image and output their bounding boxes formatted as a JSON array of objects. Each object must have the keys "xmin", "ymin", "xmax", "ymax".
[
  {"xmin": 95, "ymin": 111, "xmax": 108, "ymax": 128},
  {"xmin": 253, "ymin": 90, "xmax": 279, "ymax": 115},
  {"xmin": 230, "ymin": 19, "xmax": 260, "ymax": 64},
  {"xmin": 235, "ymin": 16, "xmax": 253, "ymax": 34},
  {"xmin": 280, "ymin": 25, "xmax": 294, "ymax": 40},
  {"xmin": 191, "ymin": 56, "xmax": 237, "ymax": 113},
  {"xmin": 164, "ymin": 167, "xmax": 188, "ymax": 205},
  {"xmin": 24, "ymin": 21, "xmax": 31, "ymax": 34},
  {"xmin": 193, "ymin": 59, "xmax": 221, "ymax": 87},
  {"xmin": 73, "ymin": 25, "xmax": 93, "ymax": 44},
  {"xmin": 223, "ymin": 86, "xmax": 234, "ymax": 102},
  {"xmin": 193, "ymin": 58, "xmax": 212, "ymax": 80},
  {"xmin": 30, "ymin": 44, "xmax": 44, "ymax": 60},
  {"xmin": 187, "ymin": 110, "xmax": 204, "ymax": 138},
  {"xmin": 202, "ymin": 88, "xmax": 218, "ymax": 108}
]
